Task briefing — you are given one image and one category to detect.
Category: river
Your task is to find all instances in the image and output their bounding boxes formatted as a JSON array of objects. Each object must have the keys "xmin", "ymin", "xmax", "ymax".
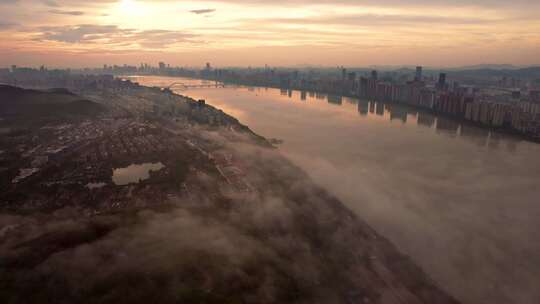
[{"xmin": 130, "ymin": 75, "xmax": 540, "ymax": 304}]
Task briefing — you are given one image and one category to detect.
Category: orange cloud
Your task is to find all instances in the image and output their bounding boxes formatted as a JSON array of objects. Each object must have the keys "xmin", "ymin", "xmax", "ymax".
[{"xmin": 0, "ymin": 0, "xmax": 539, "ymax": 67}]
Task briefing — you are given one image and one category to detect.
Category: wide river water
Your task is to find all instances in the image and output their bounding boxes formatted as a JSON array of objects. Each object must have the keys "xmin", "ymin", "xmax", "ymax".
[{"xmin": 131, "ymin": 76, "xmax": 540, "ymax": 304}]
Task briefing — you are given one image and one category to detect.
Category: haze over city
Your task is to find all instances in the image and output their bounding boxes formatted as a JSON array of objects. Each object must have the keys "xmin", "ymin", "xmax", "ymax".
[{"xmin": 1, "ymin": 0, "xmax": 540, "ymax": 67}]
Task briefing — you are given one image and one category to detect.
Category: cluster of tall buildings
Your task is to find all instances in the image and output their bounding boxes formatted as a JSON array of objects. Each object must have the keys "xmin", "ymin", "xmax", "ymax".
[
  {"xmin": 354, "ymin": 67, "xmax": 540, "ymax": 135},
  {"xmin": 201, "ymin": 65, "xmax": 540, "ymax": 139}
]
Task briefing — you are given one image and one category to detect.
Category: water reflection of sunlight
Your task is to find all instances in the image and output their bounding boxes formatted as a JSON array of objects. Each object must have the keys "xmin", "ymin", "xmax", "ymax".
[{"xmin": 203, "ymin": 98, "xmax": 247, "ymax": 122}]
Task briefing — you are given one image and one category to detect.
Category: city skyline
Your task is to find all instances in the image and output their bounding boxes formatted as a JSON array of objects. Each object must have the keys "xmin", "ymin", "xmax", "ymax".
[{"xmin": 1, "ymin": 0, "xmax": 540, "ymax": 68}]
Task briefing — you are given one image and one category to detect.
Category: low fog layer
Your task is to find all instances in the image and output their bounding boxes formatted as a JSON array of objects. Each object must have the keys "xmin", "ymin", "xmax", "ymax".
[
  {"xmin": 166, "ymin": 79, "xmax": 540, "ymax": 304},
  {"xmin": 0, "ymin": 128, "xmax": 455, "ymax": 303}
]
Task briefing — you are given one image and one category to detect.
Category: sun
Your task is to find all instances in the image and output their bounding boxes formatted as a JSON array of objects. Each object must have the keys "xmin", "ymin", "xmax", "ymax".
[{"xmin": 119, "ymin": 0, "xmax": 143, "ymax": 15}]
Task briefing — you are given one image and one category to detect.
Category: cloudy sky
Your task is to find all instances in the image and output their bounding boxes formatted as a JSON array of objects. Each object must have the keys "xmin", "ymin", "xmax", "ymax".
[{"xmin": 0, "ymin": 0, "xmax": 539, "ymax": 67}]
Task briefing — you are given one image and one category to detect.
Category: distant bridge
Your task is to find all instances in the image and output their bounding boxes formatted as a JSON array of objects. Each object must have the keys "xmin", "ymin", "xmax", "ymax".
[{"xmin": 166, "ymin": 82, "xmax": 226, "ymax": 90}]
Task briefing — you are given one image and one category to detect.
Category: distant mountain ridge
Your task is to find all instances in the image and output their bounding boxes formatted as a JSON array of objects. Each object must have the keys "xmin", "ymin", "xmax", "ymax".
[
  {"xmin": 362, "ymin": 65, "xmax": 540, "ymax": 79},
  {"xmin": 445, "ymin": 66, "xmax": 540, "ymax": 79}
]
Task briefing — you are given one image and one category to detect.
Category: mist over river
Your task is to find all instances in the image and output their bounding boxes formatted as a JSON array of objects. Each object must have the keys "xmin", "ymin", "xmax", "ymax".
[{"xmin": 130, "ymin": 76, "xmax": 540, "ymax": 304}]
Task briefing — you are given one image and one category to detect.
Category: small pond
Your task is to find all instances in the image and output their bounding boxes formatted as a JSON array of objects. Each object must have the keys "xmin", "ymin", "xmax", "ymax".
[{"xmin": 112, "ymin": 162, "xmax": 164, "ymax": 186}]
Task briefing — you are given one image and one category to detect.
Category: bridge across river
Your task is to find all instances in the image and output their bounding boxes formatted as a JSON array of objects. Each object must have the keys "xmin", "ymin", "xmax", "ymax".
[{"xmin": 166, "ymin": 82, "xmax": 226, "ymax": 90}]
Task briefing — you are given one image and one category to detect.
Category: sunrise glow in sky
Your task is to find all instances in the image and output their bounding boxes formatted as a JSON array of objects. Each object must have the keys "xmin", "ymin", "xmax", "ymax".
[{"xmin": 1, "ymin": 0, "xmax": 539, "ymax": 67}]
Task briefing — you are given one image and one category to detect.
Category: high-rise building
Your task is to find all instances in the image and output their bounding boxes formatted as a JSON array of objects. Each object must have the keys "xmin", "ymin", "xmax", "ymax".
[
  {"xmin": 158, "ymin": 62, "xmax": 166, "ymax": 70},
  {"xmin": 438, "ymin": 73, "xmax": 447, "ymax": 90},
  {"xmin": 452, "ymin": 81, "xmax": 460, "ymax": 92},
  {"xmin": 415, "ymin": 66, "xmax": 423, "ymax": 81},
  {"xmin": 371, "ymin": 70, "xmax": 378, "ymax": 80},
  {"xmin": 359, "ymin": 77, "xmax": 368, "ymax": 98}
]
